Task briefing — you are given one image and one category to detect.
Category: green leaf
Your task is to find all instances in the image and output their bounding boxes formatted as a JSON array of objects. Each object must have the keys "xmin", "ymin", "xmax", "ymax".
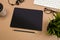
[
  {"xmin": 47, "ymin": 28, "xmax": 52, "ymax": 35},
  {"xmin": 56, "ymin": 32, "xmax": 60, "ymax": 37},
  {"xmin": 52, "ymin": 29, "xmax": 55, "ymax": 35},
  {"xmin": 54, "ymin": 27, "xmax": 60, "ymax": 32}
]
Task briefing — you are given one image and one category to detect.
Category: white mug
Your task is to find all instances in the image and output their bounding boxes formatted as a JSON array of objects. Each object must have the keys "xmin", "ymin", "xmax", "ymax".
[{"xmin": 0, "ymin": 3, "xmax": 6, "ymax": 17}]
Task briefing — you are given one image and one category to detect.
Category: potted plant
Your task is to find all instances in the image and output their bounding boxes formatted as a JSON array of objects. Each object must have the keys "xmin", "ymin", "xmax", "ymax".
[{"xmin": 47, "ymin": 12, "xmax": 60, "ymax": 40}]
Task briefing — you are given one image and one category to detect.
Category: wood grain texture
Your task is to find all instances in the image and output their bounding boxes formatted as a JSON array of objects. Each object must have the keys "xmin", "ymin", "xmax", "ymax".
[{"xmin": 0, "ymin": 0, "xmax": 59, "ymax": 40}]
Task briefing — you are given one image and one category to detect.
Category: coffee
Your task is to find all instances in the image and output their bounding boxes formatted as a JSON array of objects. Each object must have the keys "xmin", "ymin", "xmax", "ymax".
[
  {"xmin": 0, "ymin": 3, "xmax": 6, "ymax": 17},
  {"xmin": 0, "ymin": 3, "xmax": 3, "ymax": 12}
]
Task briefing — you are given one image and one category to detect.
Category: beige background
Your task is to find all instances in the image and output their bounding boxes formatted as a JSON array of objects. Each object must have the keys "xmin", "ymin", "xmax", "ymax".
[{"xmin": 0, "ymin": 0, "xmax": 60, "ymax": 40}]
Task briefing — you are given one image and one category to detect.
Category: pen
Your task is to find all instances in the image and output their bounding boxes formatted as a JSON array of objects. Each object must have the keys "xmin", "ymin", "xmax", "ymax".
[{"xmin": 14, "ymin": 30, "xmax": 35, "ymax": 33}]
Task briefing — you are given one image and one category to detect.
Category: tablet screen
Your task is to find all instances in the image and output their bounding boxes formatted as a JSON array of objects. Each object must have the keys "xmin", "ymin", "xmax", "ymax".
[{"xmin": 10, "ymin": 8, "xmax": 43, "ymax": 31}]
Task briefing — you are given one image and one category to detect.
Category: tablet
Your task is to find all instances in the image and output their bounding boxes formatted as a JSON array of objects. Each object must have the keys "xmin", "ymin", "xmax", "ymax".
[{"xmin": 10, "ymin": 8, "xmax": 43, "ymax": 31}]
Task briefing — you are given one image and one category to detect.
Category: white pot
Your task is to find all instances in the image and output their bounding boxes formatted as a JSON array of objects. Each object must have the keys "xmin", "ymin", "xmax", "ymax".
[{"xmin": 49, "ymin": 35, "xmax": 60, "ymax": 40}]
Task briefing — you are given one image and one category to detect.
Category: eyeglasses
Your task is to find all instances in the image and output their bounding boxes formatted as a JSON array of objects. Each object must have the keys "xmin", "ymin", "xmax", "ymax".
[{"xmin": 44, "ymin": 8, "xmax": 57, "ymax": 14}]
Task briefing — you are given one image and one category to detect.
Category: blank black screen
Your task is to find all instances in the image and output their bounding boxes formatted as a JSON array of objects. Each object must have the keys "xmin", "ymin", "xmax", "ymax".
[{"xmin": 10, "ymin": 8, "xmax": 43, "ymax": 31}]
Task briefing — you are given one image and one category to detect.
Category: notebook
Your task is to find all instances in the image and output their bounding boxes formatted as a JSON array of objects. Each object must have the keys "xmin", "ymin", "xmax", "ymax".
[
  {"xmin": 34, "ymin": 0, "xmax": 60, "ymax": 9},
  {"xmin": 10, "ymin": 8, "xmax": 43, "ymax": 31}
]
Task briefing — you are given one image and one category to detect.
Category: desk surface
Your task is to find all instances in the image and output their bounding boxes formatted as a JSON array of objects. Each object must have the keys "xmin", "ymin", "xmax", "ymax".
[{"xmin": 0, "ymin": 0, "xmax": 59, "ymax": 40}]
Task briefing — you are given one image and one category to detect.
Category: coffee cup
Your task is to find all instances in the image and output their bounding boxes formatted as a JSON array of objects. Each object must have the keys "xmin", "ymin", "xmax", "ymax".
[{"xmin": 0, "ymin": 3, "xmax": 6, "ymax": 17}]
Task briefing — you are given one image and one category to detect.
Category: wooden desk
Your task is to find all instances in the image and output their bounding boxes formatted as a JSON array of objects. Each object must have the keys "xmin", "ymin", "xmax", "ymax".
[{"xmin": 0, "ymin": 0, "xmax": 59, "ymax": 40}]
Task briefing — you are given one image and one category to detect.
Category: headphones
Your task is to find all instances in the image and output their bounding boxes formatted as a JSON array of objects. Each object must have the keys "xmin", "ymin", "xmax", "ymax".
[{"xmin": 8, "ymin": 0, "xmax": 24, "ymax": 6}]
